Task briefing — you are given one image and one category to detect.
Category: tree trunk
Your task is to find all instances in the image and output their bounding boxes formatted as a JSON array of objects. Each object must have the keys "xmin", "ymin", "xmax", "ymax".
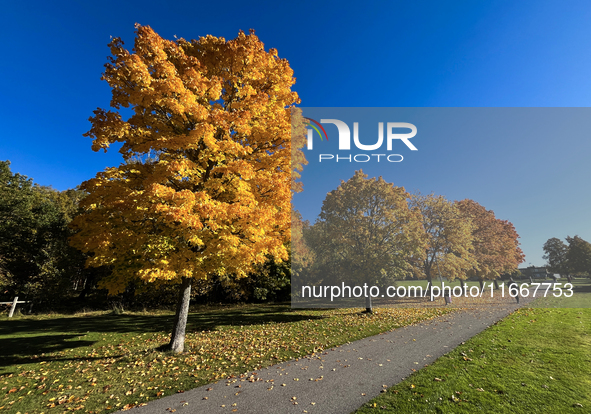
[
  {"xmin": 168, "ymin": 277, "xmax": 192, "ymax": 353},
  {"xmin": 479, "ymin": 279, "xmax": 484, "ymax": 291},
  {"xmin": 78, "ymin": 275, "xmax": 95, "ymax": 301},
  {"xmin": 494, "ymin": 279, "xmax": 499, "ymax": 290},
  {"xmin": 365, "ymin": 294, "xmax": 373, "ymax": 313},
  {"xmin": 427, "ymin": 274, "xmax": 434, "ymax": 301}
]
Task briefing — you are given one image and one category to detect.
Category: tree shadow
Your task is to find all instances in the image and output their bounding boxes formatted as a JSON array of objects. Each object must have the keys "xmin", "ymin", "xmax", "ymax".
[
  {"xmin": 0, "ymin": 305, "xmax": 326, "ymax": 373},
  {"xmin": 0, "ymin": 304, "xmax": 324, "ymax": 338},
  {"xmin": 573, "ymin": 284, "xmax": 591, "ymax": 293},
  {"xmin": 0, "ymin": 354, "xmax": 123, "ymax": 375},
  {"xmin": 0, "ymin": 334, "xmax": 98, "ymax": 371}
]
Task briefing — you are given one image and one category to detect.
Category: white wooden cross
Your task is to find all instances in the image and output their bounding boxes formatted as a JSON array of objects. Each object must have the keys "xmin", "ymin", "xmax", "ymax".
[{"xmin": 0, "ymin": 296, "xmax": 29, "ymax": 317}]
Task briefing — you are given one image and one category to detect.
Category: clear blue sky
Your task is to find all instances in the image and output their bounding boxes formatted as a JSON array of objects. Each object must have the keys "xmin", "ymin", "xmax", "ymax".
[{"xmin": 1, "ymin": 0, "xmax": 590, "ymax": 266}]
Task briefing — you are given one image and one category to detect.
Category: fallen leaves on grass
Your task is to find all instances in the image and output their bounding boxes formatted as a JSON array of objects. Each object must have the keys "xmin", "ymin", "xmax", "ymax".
[{"xmin": 1, "ymin": 306, "xmax": 449, "ymax": 413}]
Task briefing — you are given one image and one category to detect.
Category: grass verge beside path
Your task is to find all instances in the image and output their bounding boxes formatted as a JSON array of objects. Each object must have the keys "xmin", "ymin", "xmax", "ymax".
[
  {"xmin": 0, "ymin": 304, "xmax": 451, "ymax": 413},
  {"xmin": 355, "ymin": 307, "xmax": 591, "ymax": 414},
  {"xmin": 531, "ymin": 278, "xmax": 591, "ymax": 308}
]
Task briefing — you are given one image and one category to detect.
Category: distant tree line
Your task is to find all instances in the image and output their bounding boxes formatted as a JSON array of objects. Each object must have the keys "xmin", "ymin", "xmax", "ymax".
[
  {"xmin": 0, "ymin": 160, "xmax": 95, "ymax": 310},
  {"xmin": 292, "ymin": 170, "xmax": 525, "ymax": 311},
  {"xmin": 543, "ymin": 236, "xmax": 591, "ymax": 278},
  {"xmin": 2, "ymin": 162, "xmax": 532, "ymax": 313}
]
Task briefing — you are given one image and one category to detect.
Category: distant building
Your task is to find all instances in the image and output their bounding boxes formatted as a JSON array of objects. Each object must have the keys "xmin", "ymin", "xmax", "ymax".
[{"xmin": 518, "ymin": 266, "xmax": 552, "ymax": 279}]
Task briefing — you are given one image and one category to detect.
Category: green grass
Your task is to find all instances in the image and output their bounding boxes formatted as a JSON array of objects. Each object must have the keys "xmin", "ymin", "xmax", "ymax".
[
  {"xmin": 354, "ymin": 307, "xmax": 591, "ymax": 414},
  {"xmin": 0, "ymin": 304, "xmax": 451, "ymax": 413},
  {"xmin": 530, "ymin": 278, "xmax": 591, "ymax": 308}
]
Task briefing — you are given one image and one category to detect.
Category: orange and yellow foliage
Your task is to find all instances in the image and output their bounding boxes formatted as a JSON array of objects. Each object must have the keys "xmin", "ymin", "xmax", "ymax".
[
  {"xmin": 70, "ymin": 25, "xmax": 301, "ymax": 293},
  {"xmin": 456, "ymin": 199, "xmax": 524, "ymax": 281},
  {"xmin": 410, "ymin": 193, "xmax": 476, "ymax": 282}
]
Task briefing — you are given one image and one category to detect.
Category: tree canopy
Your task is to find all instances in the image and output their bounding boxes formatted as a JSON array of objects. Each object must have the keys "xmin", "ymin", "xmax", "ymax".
[
  {"xmin": 409, "ymin": 193, "xmax": 475, "ymax": 289},
  {"xmin": 542, "ymin": 237, "xmax": 569, "ymax": 275},
  {"xmin": 321, "ymin": 170, "xmax": 422, "ymax": 279},
  {"xmin": 0, "ymin": 160, "xmax": 87, "ymax": 306},
  {"xmin": 70, "ymin": 25, "xmax": 300, "ymax": 352},
  {"xmin": 303, "ymin": 170, "xmax": 424, "ymax": 310},
  {"xmin": 456, "ymin": 199, "xmax": 524, "ymax": 285},
  {"xmin": 542, "ymin": 235, "xmax": 591, "ymax": 277},
  {"xmin": 565, "ymin": 235, "xmax": 591, "ymax": 276}
]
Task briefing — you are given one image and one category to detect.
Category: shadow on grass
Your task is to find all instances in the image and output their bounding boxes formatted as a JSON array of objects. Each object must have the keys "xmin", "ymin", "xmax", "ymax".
[
  {"xmin": 0, "ymin": 354, "xmax": 125, "ymax": 375},
  {"xmin": 0, "ymin": 304, "xmax": 324, "ymax": 342},
  {"xmin": 0, "ymin": 334, "xmax": 102, "ymax": 372},
  {"xmin": 573, "ymin": 283, "xmax": 591, "ymax": 293},
  {"xmin": 0, "ymin": 304, "xmax": 325, "ymax": 371}
]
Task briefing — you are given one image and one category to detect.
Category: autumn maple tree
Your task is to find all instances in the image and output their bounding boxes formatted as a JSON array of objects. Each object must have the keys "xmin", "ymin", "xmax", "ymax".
[
  {"xmin": 290, "ymin": 209, "xmax": 313, "ymax": 277},
  {"xmin": 70, "ymin": 25, "xmax": 301, "ymax": 352},
  {"xmin": 289, "ymin": 109, "xmax": 312, "ymax": 277},
  {"xmin": 307, "ymin": 170, "xmax": 424, "ymax": 311},
  {"xmin": 410, "ymin": 193, "xmax": 475, "ymax": 298},
  {"xmin": 456, "ymin": 199, "xmax": 524, "ymax": 289}
]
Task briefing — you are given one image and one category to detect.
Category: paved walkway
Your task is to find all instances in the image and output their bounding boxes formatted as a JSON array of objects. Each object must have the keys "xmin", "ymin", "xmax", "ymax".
[{"xmin": 129, "ymin": 301, "xmax": 528, "ymax": 414}]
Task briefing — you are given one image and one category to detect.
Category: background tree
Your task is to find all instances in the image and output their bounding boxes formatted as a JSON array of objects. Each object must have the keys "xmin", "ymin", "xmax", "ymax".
[
  {"xmin": 543, "ymin": 237, "xmax": 569, "ymax": 277},
  {"xmin": 290, "ymin": 107, "xmax": 308, "ymax": 194},
  {"xmin": 410, "ymin": 193, "xmax": 475, "ymax": 298},
  {"xmin": 565, "ymin": 235, "xmax": 591, "ymax": 277},
  {"xmin": 0, "ymin": 160, "xmax": 89, "ymax": 308},
  {"xmin": 291, "ymin": 209, "xmax": 314, "ymax": 279},
  {"xmin": 297, "ymin": 218, "xmax": 347, "ymax": 300},
  {"xmin": 0, "ymin": 255, "xmax": 7, "ymax": 294},
  {"xmin": 202, "ymin": 253, "xmax": 291, "ymax": 303},
  {"xmin": 0, "ymin": 160, "xmax": 46, "ymax": 298},
  {"xmin": 70, "ymin": 25, "xmax": 300, "ymax": 352},
  {"xmin": 457, "ymin": 199, "xmax": 524, "ymax": 289},
  {"xmin": 289, "ymin": 108, "xmax": 310, "ymax": 288},
  {"xmin": 307, "ymin": 170, "xmax": 424, "ymax": 312}
]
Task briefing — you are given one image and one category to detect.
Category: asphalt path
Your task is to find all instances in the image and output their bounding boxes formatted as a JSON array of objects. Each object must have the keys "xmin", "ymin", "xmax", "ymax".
[{"xmin": 128, "ymin": 299, "xmax": 530, "ymax": 414}]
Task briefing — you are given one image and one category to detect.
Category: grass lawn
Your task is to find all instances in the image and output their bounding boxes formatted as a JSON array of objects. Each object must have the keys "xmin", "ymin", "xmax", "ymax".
[
  {"xmin": 530, "ymin": 278, "xmax": 591, "ymax": 308},
  {"xmin": 354, "ymin": 306, "xmax": 591, "ymax": 413},
  {"xmin": 0, "ymin": 304, "xmax": 451, "ymax": 413}
]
